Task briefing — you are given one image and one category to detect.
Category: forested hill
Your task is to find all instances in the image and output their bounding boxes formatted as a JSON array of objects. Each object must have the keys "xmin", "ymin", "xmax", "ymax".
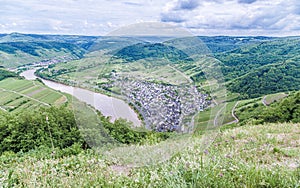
[
  {"xmin": 228, "ymin": 60, "xmax": 300, "ymax": 98},
  {"xmin": 0, "ymin": 33, "xmax": 97, "ymax": 68},
  {"xmin": 214, "ymin": 37, "xmax": 300, "ymax": 98},
  {"xmin": 198, "ymin": 36, "xmax": 275, "ymax": 53},
  {"xmin": 113, "ymin": 43, "xmax": 192, "ymax": 63},
  {"xmin": 217, "ymin": 37, "xmax": 300, "ymax": 80}
]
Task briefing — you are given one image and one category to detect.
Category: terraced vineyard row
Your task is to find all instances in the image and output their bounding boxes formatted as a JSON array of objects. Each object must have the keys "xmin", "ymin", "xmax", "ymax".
[{"xmin": 0, "ymin": 78, "xmax": 67, "ymax": 112}]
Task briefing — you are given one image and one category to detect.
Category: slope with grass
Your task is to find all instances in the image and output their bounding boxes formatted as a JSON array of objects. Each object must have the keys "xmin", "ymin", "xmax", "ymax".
[
  {"xmin": 1, "ymin": 122, "xmax": 299, "ymax": 187},
  {"xmin": 234, "ymin": 91, "xmax": 300, "ymax": 125}
]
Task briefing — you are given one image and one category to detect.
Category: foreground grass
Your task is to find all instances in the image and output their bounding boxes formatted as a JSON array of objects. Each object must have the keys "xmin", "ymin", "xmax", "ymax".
[{"xmin": 1, "ymin": 123, "xmax": 299, "ymax": 187}]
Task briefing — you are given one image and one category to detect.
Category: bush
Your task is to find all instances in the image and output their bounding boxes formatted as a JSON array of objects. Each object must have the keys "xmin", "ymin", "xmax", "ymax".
[{"xmin": 0, "ymin": 106, "xmax": 84, "ymax": 154}]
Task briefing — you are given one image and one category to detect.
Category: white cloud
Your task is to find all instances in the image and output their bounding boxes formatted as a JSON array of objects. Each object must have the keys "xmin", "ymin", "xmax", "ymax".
[
  {"xmin": 0, "ymin": 0, "xmax": 299, "ymax": 35},
  {"xmin": 0, "ymin": 0, "xmax": 167, "ymax": 35},
  {"xmin": 161, "ymin": 0, "xmax": 300, "ymax": 36}
]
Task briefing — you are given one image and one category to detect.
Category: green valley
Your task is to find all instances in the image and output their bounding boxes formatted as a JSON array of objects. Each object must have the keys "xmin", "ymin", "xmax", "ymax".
[{"xmin": 0, "ymin": 33, "xmax": 299, "ymax": 187}]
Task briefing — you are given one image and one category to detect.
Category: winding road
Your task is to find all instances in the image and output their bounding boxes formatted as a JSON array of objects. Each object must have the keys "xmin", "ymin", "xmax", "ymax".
[
  {"xmin": 223, "ymin": 101, "xmax": 240, "ymax": 125},
  {"xmin": 231, "ymin": 101, "xmax": 239, "ymax": 123},
  {"xmin": 262, "ymin": 96, "xmax": 268, "ymax": 106}
]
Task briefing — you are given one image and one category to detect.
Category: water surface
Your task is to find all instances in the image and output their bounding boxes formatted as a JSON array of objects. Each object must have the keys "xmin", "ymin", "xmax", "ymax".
[{"xmin": 21, "ymin": 69, "xmax": 141, "ymax": 126}]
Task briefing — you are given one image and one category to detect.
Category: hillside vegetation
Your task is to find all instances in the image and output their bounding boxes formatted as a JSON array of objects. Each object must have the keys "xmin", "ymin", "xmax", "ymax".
[
  {"xmin": 113, "ymin": 43, "xmax": 192, "ymax": 63},
  {"xmin": 0, "ymin": 101, "xmax": 172, "ymax": 156},
  {"xmin": 0, "ymin": 69, "xmax": 18, "ymax": 81},
  {"xmin": 228, "ymin": 60, "xmax": 300, "ymax": 98},
  {"xmin": 0, "ymin": 122, "xmax": 299, "ymax": 187},
  {"xmin": 216, "ymin": 37, "xmax": 300, "ymax": 98},
  {"xmin": 0, "ymin": 33, "xmax": 97, "ymax": 68},
  {"xmin": 0, "ymin": 107, "xmax": 84, "ymax": 154},
  {"xmin": 236, "ymin": 91, "xmax": 300, "ymax": 125}
]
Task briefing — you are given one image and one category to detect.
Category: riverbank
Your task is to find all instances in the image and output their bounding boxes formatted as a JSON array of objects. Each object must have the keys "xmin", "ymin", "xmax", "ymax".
[{"xmin": 20, "ymin": 69, "xmax": 142, "ymax": 126}]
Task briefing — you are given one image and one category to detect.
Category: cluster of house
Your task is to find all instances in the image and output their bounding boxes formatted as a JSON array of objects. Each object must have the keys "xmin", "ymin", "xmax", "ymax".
[
  {"xmin": 114, "ymin": 77, "xmax": 209, "ymax": 132},
  {"xmin": 35, "ymin": 56, "xmax": 74, "ymax": 66},
  {"xmin": 17, "ymin": 55, "xmax": 75, "ymax": 71}
]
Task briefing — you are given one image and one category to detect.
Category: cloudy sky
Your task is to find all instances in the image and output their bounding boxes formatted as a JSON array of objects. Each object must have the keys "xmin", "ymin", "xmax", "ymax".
[{"xmin": 0, "ymin": 0, "xmax": 299, "ymax": 36}]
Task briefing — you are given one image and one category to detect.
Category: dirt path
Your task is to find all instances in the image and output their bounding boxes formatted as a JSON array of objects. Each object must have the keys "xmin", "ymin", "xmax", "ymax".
[
  {"xmin": 223, "ymin": 101, "xmax": 240, "ymax": 125},
  {"xmin": 262, "ymin": 96, "xmax": 267, "ymax": 106},
  {"xmin": 0, "ymin": 106, "xmax": 7, "ymax": 112},
  {"xmin": 231, "ymin": 101, "xmax": 239, "ymax": 123},
  {"xmin": 0, "ymin": 88, "xmax": 50, "ymax": 107}
]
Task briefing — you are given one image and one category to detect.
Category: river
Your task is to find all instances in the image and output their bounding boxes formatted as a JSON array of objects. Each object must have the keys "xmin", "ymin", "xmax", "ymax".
[{"xmin": 20, "ymin": 69, "xmax": 141, "ymax": 126}]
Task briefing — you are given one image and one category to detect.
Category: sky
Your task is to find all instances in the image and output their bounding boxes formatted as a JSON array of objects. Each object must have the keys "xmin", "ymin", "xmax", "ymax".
[{"xmin": 0, "ymin": 0, "xmax": 299, "ymax": 36}]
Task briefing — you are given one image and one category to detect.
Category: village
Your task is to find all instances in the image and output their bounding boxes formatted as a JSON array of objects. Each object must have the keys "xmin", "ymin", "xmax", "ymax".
[
  {"xmin": 15, "ymin": 55, "xmax": 76, "ymax": 72},
  {"xmin": 113, "ymin": 76, "xmax": 209, "ymax": 132}
]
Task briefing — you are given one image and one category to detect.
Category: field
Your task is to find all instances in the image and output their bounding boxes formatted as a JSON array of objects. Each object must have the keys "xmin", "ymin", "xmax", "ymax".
[
  {"xmin": 0, "ymin": 78, "xmax": 68, "ymax": 112},
  {"xmin": 1, "ymin": 122, "xmax": 299, "ymax": 187}
]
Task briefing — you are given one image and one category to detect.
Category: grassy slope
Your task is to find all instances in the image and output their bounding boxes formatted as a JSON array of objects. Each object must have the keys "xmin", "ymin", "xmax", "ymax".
[
  {"xmin": 195, "ymin": 90, "xmax": 297, "ymax": 128},
  {"xmin": 1, "ymin": 122, "xmax": 299, "ymax": 187}
]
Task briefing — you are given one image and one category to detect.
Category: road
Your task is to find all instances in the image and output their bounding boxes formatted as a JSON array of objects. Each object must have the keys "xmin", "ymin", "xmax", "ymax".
[
  {"xmin": 231, "ymin": 101, "xmax": 239, "ymax": 123},
  {"xmin": 223, "ymin": 101, "xmax": 240, "ymax": 125},
  {"xmin": 262, "ymin": 96, "xmax": 268, "ymax": 106},
  {"xmin": 0, "ymin": 106, "xmax": 7, "ymax": 112}
]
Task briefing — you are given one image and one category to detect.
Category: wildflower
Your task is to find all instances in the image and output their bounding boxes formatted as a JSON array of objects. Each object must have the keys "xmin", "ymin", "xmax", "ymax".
[
  {"xmin": 203, "ymin": 150, "xmax": 209, "ymax": 155},
  {"xmin": 211, "ymin": 156, "xmax": 216, "ymax": 161}
]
